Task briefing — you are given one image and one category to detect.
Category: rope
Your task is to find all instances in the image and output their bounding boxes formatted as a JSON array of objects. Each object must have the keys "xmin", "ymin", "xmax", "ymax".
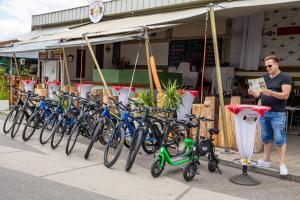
[
  {"xmin": 79, "ymin": 8, "xmax": 85, "ymax": 96},
  {"xmin": 128, "ymin": 42, "xmax": 142, "ymax": 98},
  {"xmin": 199, "ymin": 11, "xmax": 209, "ymax": 104}
]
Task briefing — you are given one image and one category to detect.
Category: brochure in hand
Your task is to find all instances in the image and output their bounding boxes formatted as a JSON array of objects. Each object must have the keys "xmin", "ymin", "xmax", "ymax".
[{"xmin": 248, "ymin": 78, "xmax": 267, "ymax": 92}]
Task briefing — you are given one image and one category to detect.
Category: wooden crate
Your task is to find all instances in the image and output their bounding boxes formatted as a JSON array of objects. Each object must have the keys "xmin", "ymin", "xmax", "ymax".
[
  {"xmin": 191, "ymin": 96, "xmax": 217, "ymax": 145},
  {"xmin": 217, "ymin": 96, "xmax": 240, "ymax": 150},
  {"xmin": 36, "ymin": 89, "xmax": 48, "ymax": 97}
]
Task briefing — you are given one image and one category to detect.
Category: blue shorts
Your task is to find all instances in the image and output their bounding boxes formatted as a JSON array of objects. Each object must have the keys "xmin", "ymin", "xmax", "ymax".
[{"xmin": 259, "ymin": 111, "xmax": 286, "ymax": 146}]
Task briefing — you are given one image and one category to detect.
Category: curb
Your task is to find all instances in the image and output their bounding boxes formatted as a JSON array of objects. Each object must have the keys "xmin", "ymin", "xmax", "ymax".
[{"xmin": 218, "ymin": 158, "xmax": 300, "ymax": 183}]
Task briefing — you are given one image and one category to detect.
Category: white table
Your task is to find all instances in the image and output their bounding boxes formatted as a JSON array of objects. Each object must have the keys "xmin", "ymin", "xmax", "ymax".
[{"xmin": 286, "ymin": 106, "xmax": 300, "ymax": 133}]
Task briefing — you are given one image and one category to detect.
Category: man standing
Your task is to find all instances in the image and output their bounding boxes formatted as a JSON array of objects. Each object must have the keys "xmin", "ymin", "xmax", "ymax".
[{"xmin": 248, "ymin": 55, "xmax": 292, "ymax": 176}]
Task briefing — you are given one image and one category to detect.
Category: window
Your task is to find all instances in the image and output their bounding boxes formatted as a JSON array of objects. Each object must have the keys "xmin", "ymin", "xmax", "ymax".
[{"xmin": 76, "ymin": 49, "xmax": 86, "ymax": 78}]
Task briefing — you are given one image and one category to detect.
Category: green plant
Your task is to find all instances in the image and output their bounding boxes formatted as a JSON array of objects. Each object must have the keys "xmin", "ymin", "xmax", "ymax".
[
  {"xmin": 162, "ymin": 79, "xmax": 183, "ymax": 110},
  {"xmin": 0, "ymin": 71, "xmax": 9, "ymax": 100},
  {"xmin": 138, "ymin": 90, "xmax": 156, "ymax": 107},
  {"xmin": 21, "ymin": 66, "xmax": 31, "ymax": 75}
]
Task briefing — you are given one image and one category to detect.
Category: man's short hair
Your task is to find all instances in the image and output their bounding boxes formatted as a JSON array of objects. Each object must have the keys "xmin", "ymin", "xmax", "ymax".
[{"xmin": 264, "ymin": 55, "xmax": 279, "ymax": 64}]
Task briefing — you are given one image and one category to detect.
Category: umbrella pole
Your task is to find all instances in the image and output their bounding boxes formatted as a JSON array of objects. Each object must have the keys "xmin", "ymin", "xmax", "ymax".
[
  {"xmin": 144, "ymin": 28, "xmax": 154, "ymax": 97},
  {"xmin": 84, "ymin": 34, "xmax": 111, "ymax": 97},
  {"xmin": 13, "ymin": 53, "xmax": 20, "ymax": 77},
  {"xmin": 62, "ymin": 48, "xmax": 71, "ymax": 87},
  {"xmin": 209, "ymin": 4, "xmax": 230, "ymax": 152}
]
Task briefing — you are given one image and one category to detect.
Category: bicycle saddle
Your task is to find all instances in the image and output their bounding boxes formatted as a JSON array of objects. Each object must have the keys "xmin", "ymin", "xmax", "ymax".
[{"xmin": 208, "ymin": 128, "xmax": 219, "ymax": 135}]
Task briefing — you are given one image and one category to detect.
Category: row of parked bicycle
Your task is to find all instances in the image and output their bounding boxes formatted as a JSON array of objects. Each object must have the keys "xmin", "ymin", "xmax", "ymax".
[{"xmin": 2, "ymin": 89, "xmax": 222, "ymax": 181}]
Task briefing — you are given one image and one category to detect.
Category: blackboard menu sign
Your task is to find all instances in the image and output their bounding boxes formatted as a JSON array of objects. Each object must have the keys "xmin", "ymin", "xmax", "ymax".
[{"xmin": 168, "ymin": 39, "xmax": 222, "ymax": 67}]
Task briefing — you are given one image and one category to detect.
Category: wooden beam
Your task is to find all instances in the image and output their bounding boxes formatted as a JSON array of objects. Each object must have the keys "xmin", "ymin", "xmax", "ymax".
[
  {"xmin": 12, "ymin": 53, "xmax": 20, "ymax": 76},
  {"xmin": 209, "ymin": 4, "xmax": 229, "ymax": 151},
  {"xmin": 62, "ymin": 48, "xmax": 71, "ymax": 86},
  {"xmin": 84, "ymin": 34, "xmax": 111, "ymax": 97},
  {"xmin": 144, "ymin": 28, "xmax": 154, "ymax": 96}
]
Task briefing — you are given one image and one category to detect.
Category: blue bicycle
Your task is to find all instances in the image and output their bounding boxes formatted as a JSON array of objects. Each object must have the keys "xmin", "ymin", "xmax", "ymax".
[
  {"xmin": 103, "ymin": 97, "xmax": 141, "ymax": 168},
  {"xmin": 22, "ymin": 95, "xmax": 55, "ymax": 141}
]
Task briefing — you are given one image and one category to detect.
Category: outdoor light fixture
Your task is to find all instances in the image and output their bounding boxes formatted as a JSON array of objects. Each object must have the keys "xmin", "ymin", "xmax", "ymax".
[
  {"xmin": 19, "ymin": 58, "xmax": 26, "ymax": 65},
  {"xmin": 67, "ymin": 55, "xmax": 74, "ymax": 62}
]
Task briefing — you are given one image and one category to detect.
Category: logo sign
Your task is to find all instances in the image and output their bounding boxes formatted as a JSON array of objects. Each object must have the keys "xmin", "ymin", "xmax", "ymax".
[
  {"xmin": 89, "ymin": 1, "xmax": 104, "ymax": 23},
  {"xmin": 243, "ymin": 114, "xmax": 259, "ymax": 124}
]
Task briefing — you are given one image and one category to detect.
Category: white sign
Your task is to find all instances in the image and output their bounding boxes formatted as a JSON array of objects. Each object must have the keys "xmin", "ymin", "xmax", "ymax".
[{"xmin": 89, "ymin": 1, "xmax": 104, "ymax": 23}]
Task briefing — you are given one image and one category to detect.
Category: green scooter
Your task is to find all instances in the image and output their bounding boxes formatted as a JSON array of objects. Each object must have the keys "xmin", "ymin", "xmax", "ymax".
[{"xmin": 150, "ymin": 114, "xmax": 221, "ymax": 181}]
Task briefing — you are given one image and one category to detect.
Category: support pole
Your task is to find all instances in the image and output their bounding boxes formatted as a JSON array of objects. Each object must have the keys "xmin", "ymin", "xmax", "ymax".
[
  {"xmin": 12, "ymin": 53, "xmax": 20, "ymax": 76},
  {"xmin": 62, "ymin": 48, "xmax": 71, "ymax": 86},
  {"xmin": 144, "ymin": 28, "xmax": 154, "ymax": 96},
  {"xmin": 84, "ymin": 34, "xmax": 111, "ymax": 97},
  {"xmin": 209, "ymin": 4, "xmax": 229, "ymax": 151}
]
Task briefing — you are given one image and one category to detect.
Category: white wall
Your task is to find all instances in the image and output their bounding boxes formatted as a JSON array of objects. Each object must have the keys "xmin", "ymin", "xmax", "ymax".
[
  {"xmin": 63, "ymin": 46, "xmax": 95, "ymax": 83},
  {"xmin": 121, "ymin": 42, "xmax": 169, "ymax": 66},
  {"xmin": 260, "ymin": 8, "xmax": 300, "ymax": 66}
]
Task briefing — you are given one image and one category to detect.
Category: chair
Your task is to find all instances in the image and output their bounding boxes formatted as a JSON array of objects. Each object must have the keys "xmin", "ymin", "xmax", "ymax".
[{"xmin": 289, "ymin": 96, "xmax": 300, "ymax": 129}]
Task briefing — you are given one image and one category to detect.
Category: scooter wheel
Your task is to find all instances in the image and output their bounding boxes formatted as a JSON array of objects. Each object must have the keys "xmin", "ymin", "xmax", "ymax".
[
  {"xmin": 183, "ymin": 162, "xmax": 196, "ymax": 182},
  {"xmin": 151, "ymin": 157, "xmax": 164, "ymax": 177},
  {"xmin": 208, "ymin": 159, "xmax": 217, "ymax": 172}
]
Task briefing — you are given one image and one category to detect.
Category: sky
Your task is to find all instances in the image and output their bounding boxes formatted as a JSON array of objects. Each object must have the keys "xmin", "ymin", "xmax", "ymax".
[{"xmin": 0, "ymin": 0, "xmax": 91, "ymax": 40}]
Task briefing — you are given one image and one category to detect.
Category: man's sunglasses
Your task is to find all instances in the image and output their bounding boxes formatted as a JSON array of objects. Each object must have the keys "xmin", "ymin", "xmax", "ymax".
[{"xmin": 265, "ymin": 65, "xmax": 273, "ymax": 68}]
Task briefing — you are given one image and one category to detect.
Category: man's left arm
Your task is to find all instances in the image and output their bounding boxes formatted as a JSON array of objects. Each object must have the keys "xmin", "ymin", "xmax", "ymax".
[{"xmin": 270, "ymin": 84, "xmax": 292, "ymax": 100}]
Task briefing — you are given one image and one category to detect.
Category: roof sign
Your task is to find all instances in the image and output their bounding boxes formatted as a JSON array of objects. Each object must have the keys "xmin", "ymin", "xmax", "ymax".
[{"xmin": 89, "ymin": 1, "xmax": 104, "ymax": 23}]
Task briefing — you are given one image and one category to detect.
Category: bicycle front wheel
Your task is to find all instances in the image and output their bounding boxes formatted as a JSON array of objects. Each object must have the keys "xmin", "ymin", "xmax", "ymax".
[
  {"xmin": 40, "ymin": 114, "xmax": 58, "ymax": 145},
  {"xmin": 104, "ymin": 126, "xmax": 125, "ymax": 168},
  {"xmin": 3, "ymin": 107, "xmax": 19, "ymax": 134},
  {"xmin": 11, "ymin": 111, "xmax": 25, "ymax": 138},
  {"xmin": 50, "ymin": 118, "xmax": 66, "ymax": 149},
  {"xmin": 65, "ymin": 122, "xmax": 81, "ymax": 155},
  {"xmin": 125, "ymin": 128, "xmax": 143, "ymax": 172},
  {"xmin": 22, "ymin": 112, "xmax": 40, "ymax": 141}
]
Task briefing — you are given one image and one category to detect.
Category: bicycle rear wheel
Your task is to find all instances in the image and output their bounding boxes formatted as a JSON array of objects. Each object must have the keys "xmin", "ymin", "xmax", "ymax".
[
  {"xmin": 65, "ymin": 122, "xmax": 81, "ymax": 155},
  {"xmin": 50, "ymin": 118, "xmax": 66, "ymax": 149},
  {"xmin": 11, "ymin": 110, "xmax": 25, "ymax": 138},
  {"xmin": 104, "ymin": 126, "xmax": 125, "ymax": 168},
  {"xmin": 3, "ymin": 107, "xmax": 19, "ymax": 134},
  {"xmin": 40, "ymin": 114, "xmax": 58, "ymax": 145},
  {"xmin": 22, "ymin": 112, "xmax": 40, "ymax": 141},
  {"xmin": 125, "ymin": 128, "xmax": 143, "ymax": 172}
]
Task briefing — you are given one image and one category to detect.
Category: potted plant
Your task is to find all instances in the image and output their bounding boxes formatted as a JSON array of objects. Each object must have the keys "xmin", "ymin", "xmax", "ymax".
[
  {"xmin": 0, "ymin": 67, "xmax": 9, "ymax": 111},
  {"xmin": 138, "ymin": 90, "xmax": 157, "ymax": 107},
  {"xmin": 162, "ymin": 80, "xmax": 183, "ymax": 118}
]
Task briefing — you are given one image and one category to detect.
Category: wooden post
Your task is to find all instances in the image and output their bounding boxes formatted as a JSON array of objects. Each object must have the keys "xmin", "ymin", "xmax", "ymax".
[
  {"xmin": 12, "ymin": 53, "xmax": 20, "ymax": 76},
  {"xmin": 144, "ymin": 28, "xmax": 154, "ymax": 96},
  {"xmin": 62, "ymin": 48, "xmax": 71, "ymax": 86},
  {"xmin": 84, "ymin": 34, "xmax": 111, "ymax": 97},
  {"xmin": 209, "ymin": 4, "xmax": 230, "ymax": 151}
]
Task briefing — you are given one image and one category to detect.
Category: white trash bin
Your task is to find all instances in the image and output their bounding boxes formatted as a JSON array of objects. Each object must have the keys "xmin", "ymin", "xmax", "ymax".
[
  {"xmin": 47, "ymin": 81, "xmax": 61, "ymax": 99},
  {"xmin": 22, "ymin": 80, "xmax": 36, "ymax": 92},
  {"xmin": 176, "ymin": 90, "xmax": 198, "ymax": 121},
  {"xmin": 75, "ymin": 83, "xmax": 94, "ymax": 98},
  {"xmin": 113, "ymin": 86, "xmax": 136, "ymax": 105}
]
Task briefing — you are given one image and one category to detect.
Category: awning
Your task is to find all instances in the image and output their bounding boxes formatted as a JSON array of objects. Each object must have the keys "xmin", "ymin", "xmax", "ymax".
[
  {"xmin": 47, "ymin": 34, "xmax": 140, "ymax": 49},
  {"xmin": 47, "ymin": 24, "xmax": 178, "ymax": 49},
  {"xmin": 0, "ymin": 40, "xmax": 59, "ymax": 59},
  {"xmin": 0, "ymin": 52, "xmax": 38, "ymax": 59},
  {"xmin": 21, "ymin": 7, "xmax": 208, "ymax": 43}
]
